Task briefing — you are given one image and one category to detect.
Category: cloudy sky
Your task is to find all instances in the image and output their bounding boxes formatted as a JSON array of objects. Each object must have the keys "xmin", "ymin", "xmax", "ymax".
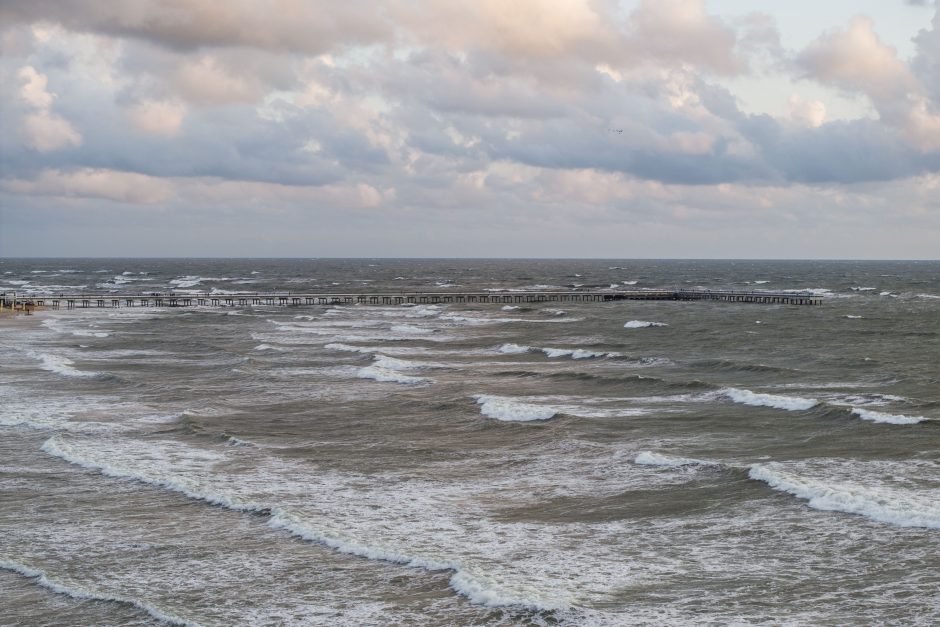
[{"xmin": 1, "ymin": 0, "xmax": 938, "ymax": 258}]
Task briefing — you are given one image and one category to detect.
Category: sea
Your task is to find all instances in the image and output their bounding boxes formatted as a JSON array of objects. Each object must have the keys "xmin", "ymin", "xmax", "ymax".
[{"xmin": 0, "ymin": 258, "xmax": 938, "ymax": 626}]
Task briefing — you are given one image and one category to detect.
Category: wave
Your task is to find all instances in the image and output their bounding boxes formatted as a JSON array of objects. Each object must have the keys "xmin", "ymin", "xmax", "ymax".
[
  {"xmin": 917, "ymin": 293, "xmax": 940, "ymax": 300},
  {"xmin": 501, "ymin": 305, "xmax": 520, "ymax": 311},
  {"xmin": 42, "ymin": 320, "xmax": 110, "ymax": 338},
  {"xmin": 749, "ymin": 463, "xmax": 940, "ymax": 529},
  {"xmin": 473, "ymin": 395, "xmax": 557, "ymax": 421},
  {"xmin": 41, "ymin": 436, "xmax": 262, "ymax": 511},
  {"xmin": 41, "ymin": 435, "xmax": 563, "ymax": 611},
  {"xmin": 541, "ymin": 347, "xmax": 617, "ymax": 359},
  {"xmin": 497, "ymin": 343, "xmax": 618, "ymax": 359},
  {"xmin": 268, "ymin": 510, "xmax": 551, "ymax": 609},
  {"xmin": 372, "ymin": 354, "xmax": 445, "ymax": 371},
  {"xmin": 634, "ymin": 451, "xmax": 713, "ymax": 467},
  {"xmin": 33, "ymin": 353, "xmax": 102, "ymax": 379},
  {"xmin": 253, "ymin": 344, "xmax": 284, "ymax": 352},
  {"xmin": 720, "ymin": 388, "xmax": 818, "ymax": 411},
  {"xmin": 693, "ymin": 359, "xmax": 795, "ymax": 374},
  {"xmin": 357, "ymin": 366, "xmax": 430, "ymax": 385},
  {"xmin": 624, "ymin": 320, "xmax": 668, "ymax": 329},
  {"xmin": 389, "ymin": 324, "xmax": 434, "ymax": 334},
  {"xmin": 844, "ymin": 315, "xmax": 863, "ymax": 319},
  {"xmin": 850, "ymin": 408, "xmax": 929, "ymax": 425},
  {"xmin": 0, "ymin": 560, "xmax": 191, "ymax": 626}
]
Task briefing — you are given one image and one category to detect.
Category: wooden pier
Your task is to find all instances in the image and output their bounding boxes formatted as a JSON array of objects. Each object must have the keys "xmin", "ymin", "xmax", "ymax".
[{"xmin": 4, "ymin": 289, "xmax": 824, "ymax": 310}]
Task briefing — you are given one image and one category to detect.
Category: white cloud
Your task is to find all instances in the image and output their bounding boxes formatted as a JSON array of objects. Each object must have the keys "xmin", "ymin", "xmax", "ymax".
[
  {"xmin": 3, "ymin": 168, "xmax": 174, "ymax": 204},
  {"xmin": 788, "ymin": 94, "xmax": 827, "ymax": 128},
  {"xmin": 15, "ymin": 66, "xmax": 82, "ymax": 151},
  {"xmin": 125, "ymin": 99, "xmax": 186, "ymax": 135}
]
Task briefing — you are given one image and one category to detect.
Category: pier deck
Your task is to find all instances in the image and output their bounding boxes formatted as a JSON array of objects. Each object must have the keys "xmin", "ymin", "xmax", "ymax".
[{"xmin": 4, "ymin": 289, "xmax": 824, "ymax": 310}]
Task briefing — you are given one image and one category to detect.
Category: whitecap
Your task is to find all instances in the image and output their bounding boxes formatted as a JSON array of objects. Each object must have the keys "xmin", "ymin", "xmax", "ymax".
[
  {"xmin": 720, "ymin": 388, "xmax": 818, "ymax": 411},
  {"xmin": 33, "ymin": 353, "xmax": 101, "ymax": 378},
  {"xmin": 473, "ymin": 395, "xmax": 556, "ymax": 421},
  {"xmin": 851, "ymin": 408, "xmax": 928, "ymax": 425},
  {"xmin": 0, "ymin": 559, "xmax": 192, "ymax": 627},
  {"xmin": 624, "ymin": 320, "xmax": 668, "ymax": 329},
  {"xmin": 357, "ymin": 366, "xmax": 430, "ymax": 385},
  {"xmin": 497, "ymin": 343, "xmax": 531, "ymax": 354},
  {"xmin": 749, "ymin": 463, "xmax": 940, "ymax": 528},
  {"xmin": 541, "ymin": 347, "xmax": 616, "ymax": 359},
  {"xmin": 634, "ymin": 451, "xmax": 712, "ymax": 467}
]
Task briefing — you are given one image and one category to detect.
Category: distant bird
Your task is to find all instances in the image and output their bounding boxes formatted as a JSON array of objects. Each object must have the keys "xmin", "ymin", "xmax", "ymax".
[{"xmin": 607, "ymin": 128, "xmax": 623, "ymax": 134}]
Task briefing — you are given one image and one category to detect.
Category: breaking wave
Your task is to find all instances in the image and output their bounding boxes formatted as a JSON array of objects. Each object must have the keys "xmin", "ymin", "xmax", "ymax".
[
  {"xmin": 850, "ymin": 408, "xmax": 929, "ymax": 425},
  {"xmin": 0, "ymin": 560, "xmax": 191, "ymax": 626},
  {"xmin": 624, "ymin": 320, "xmax": 668, "ymax": 329},
  {"xmin": 473, "ymin": 395, "xmax": 557, "ymax": 422},
  {"xmin": 749, "ymin": 463, "xmax": 940, "ymax": 529},
  {"xmin": 634, "ymin": 451, "xmax": 713, "ymax": 467},
  {"xmin": 720, "ymin": 388, "xmax": 818, "ymax": 411}
]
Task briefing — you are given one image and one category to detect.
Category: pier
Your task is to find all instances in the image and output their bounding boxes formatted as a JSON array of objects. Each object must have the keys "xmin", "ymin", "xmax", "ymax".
[{"xmin": 3, "ymin": 289, "xmax": 824, "ymax": 310}]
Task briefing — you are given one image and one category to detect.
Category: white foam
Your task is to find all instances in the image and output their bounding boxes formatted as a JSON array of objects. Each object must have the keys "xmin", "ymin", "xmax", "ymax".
[
  {"xmin": 851, "ymin": 408, "xmax": 928, "ymax": 425},
  {"xmin": 634, "ymin": 451, "xmax": 711, "ymax": 467},
  {"xmin": 749, "ymin": 463, "xmax": 940, "ymax": 528},
  {"xmin": 501, "ymin": 305, "xmax": 520, "ymax": 311},
  {"xmin": 624, "ymin": 320, "xmax": 668, "ymax": 329},
  {"xmin": 474, "ymin": 395, "xmax": 557, "ymax": 421},
  {"xmin": 541, "ymin": 347, "xmax": 616, "ymax": 359},
  {"xmin": 622, "ymin": 280, "xmax": 638, "ymax": 285},
  {"xmin": 42, "ymin": 320, "xmax": 109, "ymax": 337},
  {"xmin": 0, "ymin": 559, "xmax": 192, "ymax": 627},
  {"xmin": 267, "ymin": 510, "xmax": 556, "ymax": 610},
  {"xmin": 916, "ymin": 293, "xmax": 940, "ymax": 300},
  {"xmin": 850, "ymin": 287, "xmax": 876, "ymax": 291},
  {"xmin": 357, "ymin": 366, "xmax": 430, "ymax": 385},
  {"xmin": 753, "ymin": 280, "xmax": 769, "ymax": 284},
  {"xmin": 497, "ymin": 343, "xmax": 531, "ymax": 354},
  {"xmin": 253, "ymin": 344, "xmax": 284, "ymax": 352},
  {"xmin": 720, "ymin": 388, "xmax": 818, "ymax": 411},
  {"xmin": 372, "ymin": 354, "xmax": 444, "ymax": 371},
  {"xmin": 40, "ymin": 435, "xmax": 261, "ymax": 511},
  {"xmin": 34, "ymin": 353, "xmax": 101, "ymax": 378},
  {"xmin": 844, "ymin": 315, "xmax": 863, "ymax": 319}
]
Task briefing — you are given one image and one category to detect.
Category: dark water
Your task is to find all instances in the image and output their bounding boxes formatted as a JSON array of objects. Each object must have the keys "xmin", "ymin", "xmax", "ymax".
[{"xmin": 1, "ymin": 259, "xmax": 938, "ymax": 626}]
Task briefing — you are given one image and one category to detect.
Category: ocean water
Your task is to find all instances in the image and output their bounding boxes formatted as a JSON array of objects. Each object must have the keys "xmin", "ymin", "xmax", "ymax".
[{"xmin": 1, "ymin": 258, "xmax": 938, "ymax": 626}]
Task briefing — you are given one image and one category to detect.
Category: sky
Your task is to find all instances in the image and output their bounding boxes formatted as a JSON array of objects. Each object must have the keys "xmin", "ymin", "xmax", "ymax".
[{"xmin": 0, "ymin": 0, "xmax": 938, "ymax": 259}]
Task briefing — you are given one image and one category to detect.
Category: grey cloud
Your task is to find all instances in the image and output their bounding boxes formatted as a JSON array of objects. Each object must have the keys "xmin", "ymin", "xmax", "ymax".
[{"xmin": 0, "ymin": 0, "xmax": 391, "ymax": 54}]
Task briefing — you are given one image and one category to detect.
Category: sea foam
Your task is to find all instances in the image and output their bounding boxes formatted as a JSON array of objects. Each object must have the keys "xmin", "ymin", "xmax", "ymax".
[
  {"xmin": 0, "ymin": 560, "xmax": 192, "ymax": 626},
  {"xmin": 34, "ymin": 353, "xmax": 100, "ymax": 378},
  {"xmin": 851, "ymin": 408, "xmax": 928, "ymax": 425},
  {"xmin": 624, "ymin": 320, "xmax": 668, "ymax": 329},
  {"xmin": 749, "ymin": 463, "xmax": 940, "ymax": 528},
  {"xmin": 720, "ymin": 388, "xmax": 818, "ymax": 411},
  {"xmin": 634, "ymin": 451, "xmax": 712, "ymax": 467},
  {"xmin": 474, "ymin": 395, "xmax": 557, "ymax": 421}
]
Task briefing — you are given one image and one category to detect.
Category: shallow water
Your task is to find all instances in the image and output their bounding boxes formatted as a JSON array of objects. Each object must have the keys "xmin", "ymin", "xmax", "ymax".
[{"xmin": 1, "ymin": 259, "xmax": 938, "ymax": 625}]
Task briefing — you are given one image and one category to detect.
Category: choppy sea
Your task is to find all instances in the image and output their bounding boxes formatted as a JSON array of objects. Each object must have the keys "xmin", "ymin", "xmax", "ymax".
[{"xmin": 1, "ymin": 258, "xmax": 938, "ymax": 626}]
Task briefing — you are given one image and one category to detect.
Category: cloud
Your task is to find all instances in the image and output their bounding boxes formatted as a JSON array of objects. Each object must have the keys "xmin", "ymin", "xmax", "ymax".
[
  {"xmin": 799, "ymin": 14, "xmax": 940, "ymax": 151},
  {"xmin": 125, "ymin": 99, "xmax": 186, "ymax": 135},
  {"xmin": 799, "ymin": 16, "xmax": 918, "ymax": 99},
  {"xmin": 788, "ymin": 95, "xmax": 827, "ymax": 128},
  {"xmin": 0, "ymin": 0, "xmax": 391, "ymax": 54},
  {"xmin": 2, "ymin": 168, "xmax": 174, "ymax": 203},
  {"xmin": 15, "ymin": 66, "xmax": 82, "ymax": 151}
]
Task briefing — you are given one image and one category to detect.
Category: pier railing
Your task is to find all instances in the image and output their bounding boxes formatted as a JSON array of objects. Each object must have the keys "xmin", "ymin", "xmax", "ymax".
[{"xmin": 2, "ymin": 289, "xmax": 824, "ymax": 310}]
